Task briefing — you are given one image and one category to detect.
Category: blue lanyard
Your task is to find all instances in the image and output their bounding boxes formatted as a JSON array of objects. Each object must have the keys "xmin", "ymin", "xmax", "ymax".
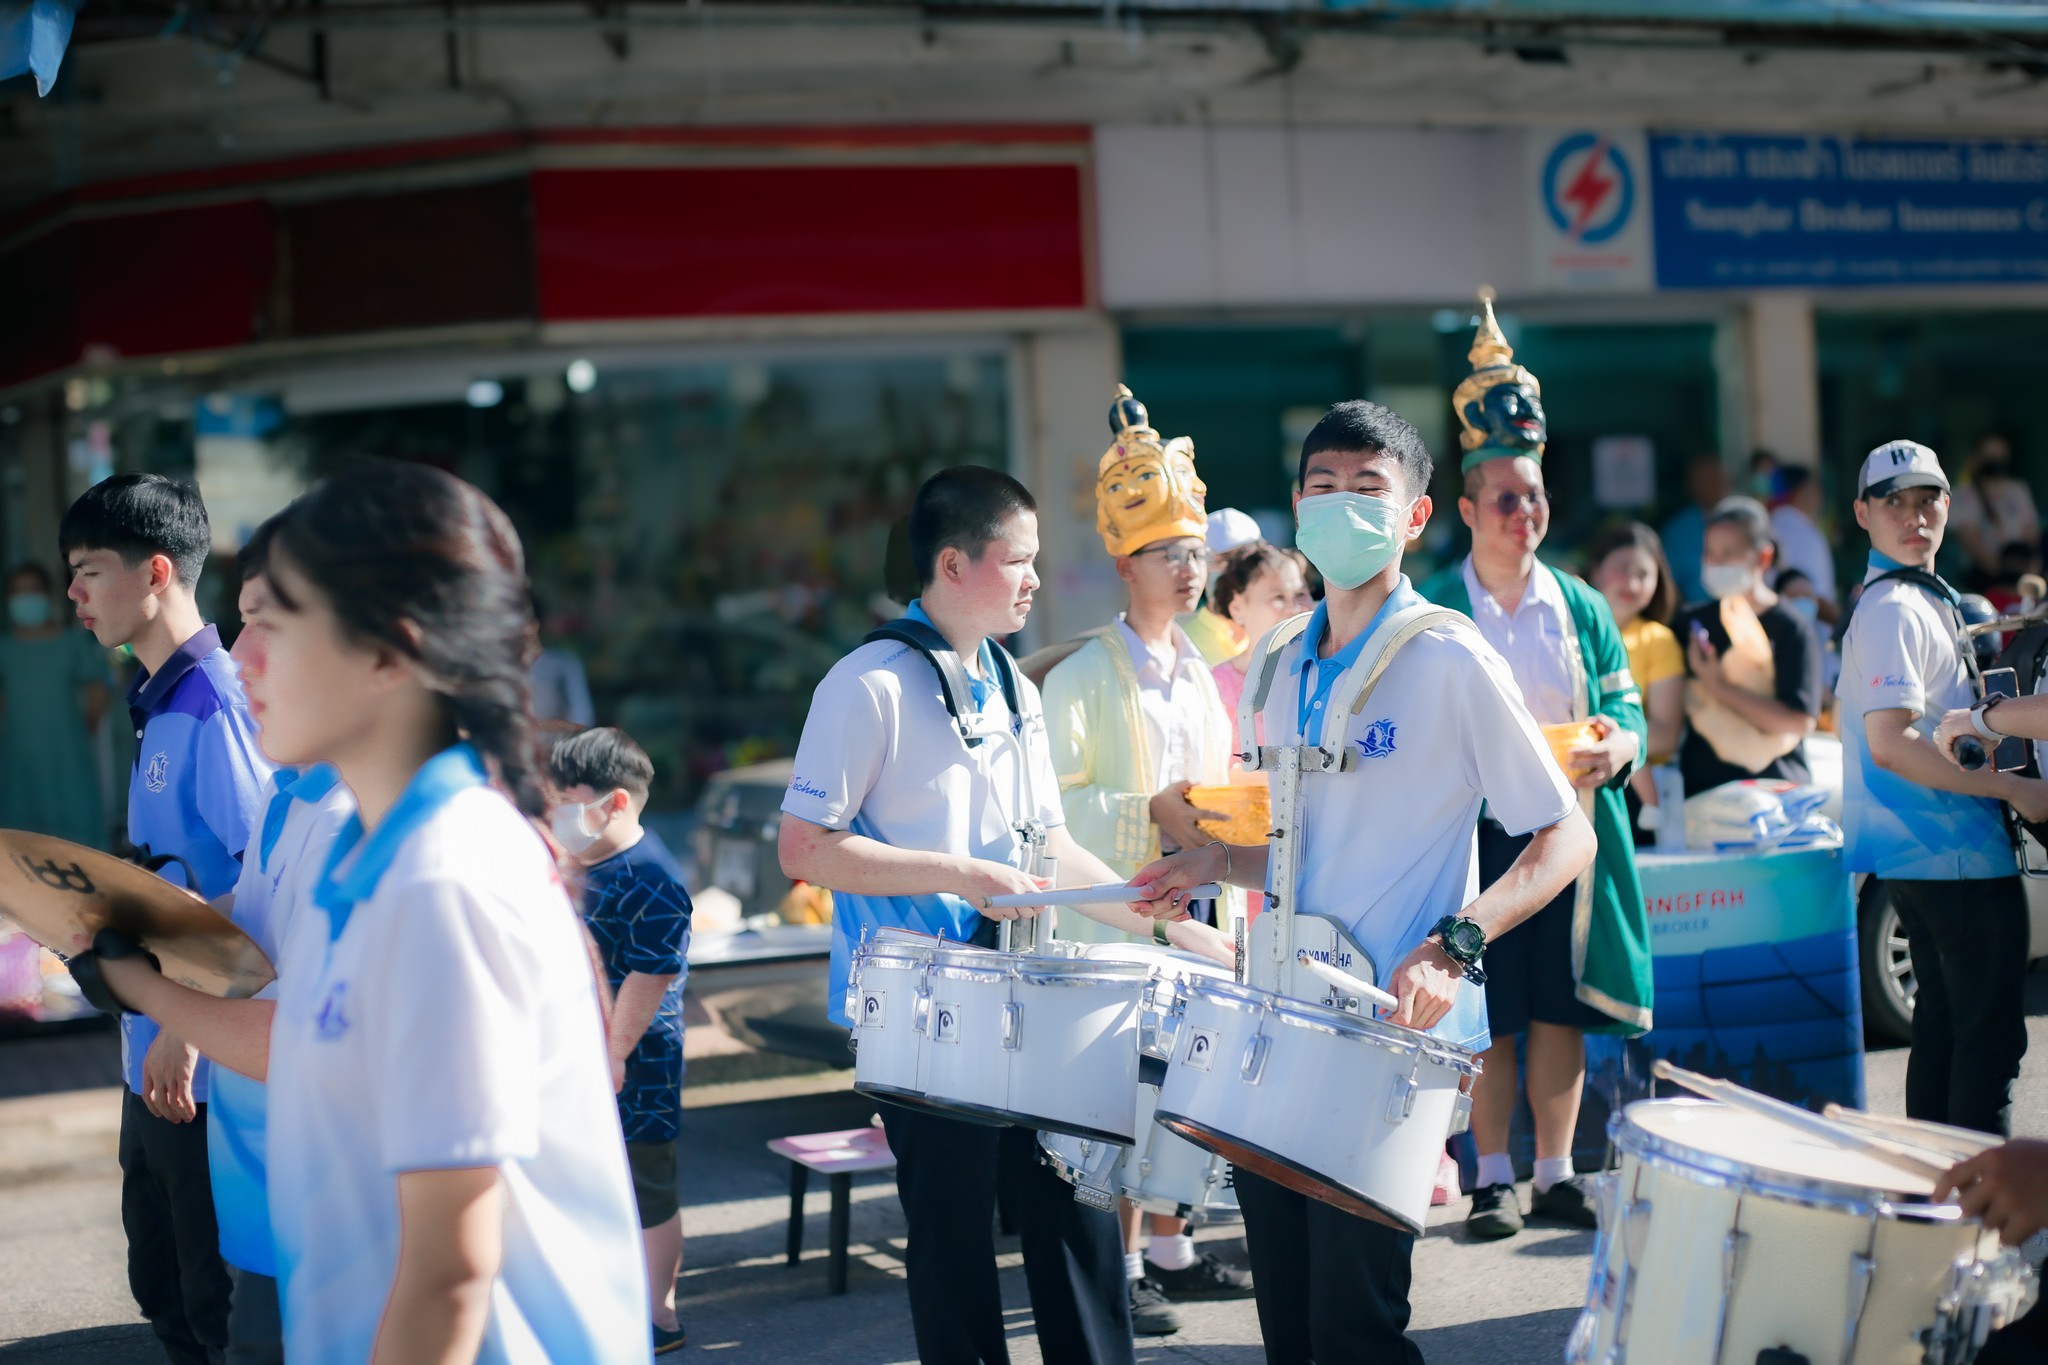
[{"xmin": 311, "ymin": 746, "xmax": 487, "ymax": 941}]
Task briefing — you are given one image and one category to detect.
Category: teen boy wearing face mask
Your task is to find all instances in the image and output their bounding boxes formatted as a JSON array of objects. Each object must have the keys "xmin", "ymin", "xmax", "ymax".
[{"xmin": 1672, "ymin": 496, "xmax": 1822, "ymax": 798}]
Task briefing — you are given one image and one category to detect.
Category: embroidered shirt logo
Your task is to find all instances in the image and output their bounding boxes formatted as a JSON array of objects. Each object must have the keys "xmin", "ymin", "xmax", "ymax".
[
  {"xmin": 789, "ymin": 776, "xmax": 829, "ymax": 800},
  {"xmin": 1873, "ymin": 674, "xmax": 1910, "ymax": 689},
  {"xmin": 1356, "ymin": 720, "xmax": 1398, "ymax": 759},
  {"xmin": 313, "ymin": 982, "xmax": 351, "ymax": 1040},
  {"xmin": 143, "ymin": 752, "xmax": 169, "ymax": 794}
]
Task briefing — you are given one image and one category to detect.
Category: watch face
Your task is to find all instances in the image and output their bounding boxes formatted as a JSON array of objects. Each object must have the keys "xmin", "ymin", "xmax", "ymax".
[{"xmin": 1443, "ymin": 919, "xmax": 1485, "ymax": 958}]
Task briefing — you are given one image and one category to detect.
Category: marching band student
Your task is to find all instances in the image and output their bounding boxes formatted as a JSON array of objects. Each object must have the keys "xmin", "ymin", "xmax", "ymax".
[
  {"xmin": 1041, "ymin": 391, "xmax": 1253, "ymax": 1334},
  {"xmin": 61, "ymin": 473, "xmax": 274, "ymax": 1365},
  {"xmin": 80, "ymin": 461, "xmax": 648, "ymax": 1364},
  {"xmin": 1840, "ymin": 441, "xmax": 2048, "ymax": 1137},
  {"xmin": 779, "ymin": 465, "xmax": 1233, "ymax": 1365},
  {"xmin": 1132, "ymin": 400, "xmax": 1597, "ymax": 1365}
]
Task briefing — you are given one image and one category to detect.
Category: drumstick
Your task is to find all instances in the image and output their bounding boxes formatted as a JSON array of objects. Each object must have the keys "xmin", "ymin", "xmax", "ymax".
[
  {"xmin": 1653, "ymin": 1061, "xmax": 1953, "ymax": 1183},
  {"xmin": 1294, "ymin": 950, "xmax": 1399, "ymax": 1012},
  {"xmin": 984, "ymin": 882, "xmax": 1223, "ymax": 909},
  {"xmin": 1821, "ymin": 1105, "xmax": 1995, "ymax": 1163}
]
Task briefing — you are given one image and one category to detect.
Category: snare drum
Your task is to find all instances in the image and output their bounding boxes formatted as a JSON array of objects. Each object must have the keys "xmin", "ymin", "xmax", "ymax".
[
  {"xmin": 1152, "ymin": 977, "xmax": 1478, "ymax": 1235},
  {"xmin": 847, "ymin": 928, "xmax": 947, "ymax": 1109},
  {"xmin": 1569, "ymin": 1099, "xmax": 2036, "ymax": 1365},
  {"xmin": 914, "ymin": 945, "xmax": 1153, "ymax": 1143}
]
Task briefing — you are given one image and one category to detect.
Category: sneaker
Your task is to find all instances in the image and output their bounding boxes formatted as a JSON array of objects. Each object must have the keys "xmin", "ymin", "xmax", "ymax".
[
  {"xmin": 653, "ymin": 1321, "xmax": 688, "ymax": 1354},
  {"xmin": 1465, "ymin": 1182, "xmax": 1523, "ymax": 1241},
  {"xmin": 1146, "ymin": 1250, "xmax": 1255, "ymax": 1301},
  {"xmin": 1530, "ymin": 1174, "xmax": 1600, "ymax": 1228},
  {"xmin": 1431, "ymin": 1151, "xmax": 1461, "ymax": 1207},
  {"xmin": 1129, "ymin": 1278, "xmax": 1182, "ymax": 1336}
]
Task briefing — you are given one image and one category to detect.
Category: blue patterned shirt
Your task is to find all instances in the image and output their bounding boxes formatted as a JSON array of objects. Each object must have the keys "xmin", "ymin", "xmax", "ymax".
[{"xmin": 582, "ymin": 831, "xmax": 693, "ymax": 1142}]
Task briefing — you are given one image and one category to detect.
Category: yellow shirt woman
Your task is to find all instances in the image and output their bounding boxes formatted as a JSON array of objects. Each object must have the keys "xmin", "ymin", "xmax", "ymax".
[{"xmin": 1618, "ymin": 617, "xmax": 1683, "ymax": 763}]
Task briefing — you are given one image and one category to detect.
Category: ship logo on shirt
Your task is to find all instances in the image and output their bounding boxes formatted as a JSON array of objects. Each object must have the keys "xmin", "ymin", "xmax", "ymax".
[
  {"xmin": 1355, "ymin": 721, "xmax": 1398, "ymax": 759},
  {"xmin": 143, "ymin": 752, "xmax": 169, "ymax": 794},
  {"xmin": 313, "ymin": 982, "xmax": 351, "ymax": 1040}
]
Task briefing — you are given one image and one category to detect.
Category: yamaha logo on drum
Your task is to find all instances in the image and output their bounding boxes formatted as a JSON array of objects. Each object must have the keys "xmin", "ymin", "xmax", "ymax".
[
  {"xmin": 861, "ymin": 991, "xmax": 886, "ymax": 1026},
  {"xmin": 1184, "ymin": 1028, "xmax": 1218, "ymax": 1072}
]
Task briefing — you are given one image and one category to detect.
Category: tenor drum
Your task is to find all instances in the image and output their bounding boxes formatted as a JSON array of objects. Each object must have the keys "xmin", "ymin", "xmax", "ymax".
[
  {"xmin": 1040, "ymin": 1081, "xmax": 1240, "ymax": 1221},
  {"xmin": 847, "ymin": 928, "xmax": 948, "ymax": 1109},
  {"xmin": 1569, "ymin": 1099, "xmax": 2036, "ymax": 1365},
  {"xmin": 1152, "ymin": 977, "xmax": 1478, "ymax": 1235},
  {"xmin": 914, "ymin": 945, "xmax": 1153, "ymax": 1143}
]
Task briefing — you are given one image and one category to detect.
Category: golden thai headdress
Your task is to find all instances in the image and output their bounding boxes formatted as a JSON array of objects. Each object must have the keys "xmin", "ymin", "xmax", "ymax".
[
  {"xmin": 1452, "ymin": 289, "xmax": 1548, "ymax": 474},
  {"xmin": 1095, "ymin": 385, "xmax": 1208, "ymax": 557}
]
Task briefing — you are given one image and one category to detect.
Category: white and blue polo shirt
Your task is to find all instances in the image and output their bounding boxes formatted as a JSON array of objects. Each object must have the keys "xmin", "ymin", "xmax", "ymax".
[
  {"xmin": 123, "ymin": 623, "xmax": 274, "ymax": 1098},
  {"xmin": 1263, "ymin": 579, "xmax": 1577, "ymax": 1053},
  {"xmin": 782, "ymin": 600, "xmax": 1065, "ymax": 1027},
  {"xmin": 207, "ymin": 764, "xmax": 353, "ymax": 1278},
  {"xmin": 265, "ymin": 746, "xmax": 646, "ymax": 1364},
  {"xmin": 1838, "ymin": 555, "xmax": 2014, "ymax": 881}
]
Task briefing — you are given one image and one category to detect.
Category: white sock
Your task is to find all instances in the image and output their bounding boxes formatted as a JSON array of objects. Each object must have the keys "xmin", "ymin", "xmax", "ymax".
[
  {"xmin": 1533, "ymin": 1157, "xmax": 1573, "ymax": 1194},
  {"xmin": 1125, "ymin": 1252, "xmax": 1145, "ymax": 1283},
  {"xmin": 1476, "ymin": 1153, "xmax": 1516, "ymax": 1190},
  {"xmin": 1145, "ymin": 1232, "xmax": 1197, "ymax": 1272}
]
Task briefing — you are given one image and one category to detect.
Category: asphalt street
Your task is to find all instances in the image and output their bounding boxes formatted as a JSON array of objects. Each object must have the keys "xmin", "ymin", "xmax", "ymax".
[{"xmin": 5, "ymin": 972, "xmax": 2048, "ymax": 1364}]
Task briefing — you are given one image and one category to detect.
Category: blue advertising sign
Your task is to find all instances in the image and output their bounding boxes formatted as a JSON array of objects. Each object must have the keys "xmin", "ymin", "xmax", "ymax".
[{"xmin": 1650, "ymin": 132, "xmax": 2048, "ymax": 289}]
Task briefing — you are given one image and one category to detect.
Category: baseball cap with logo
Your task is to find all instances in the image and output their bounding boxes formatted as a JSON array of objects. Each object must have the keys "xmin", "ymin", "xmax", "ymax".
[{"xmin": 1857, "ymin": 440, "xmax": 1951, "ymax": 500}]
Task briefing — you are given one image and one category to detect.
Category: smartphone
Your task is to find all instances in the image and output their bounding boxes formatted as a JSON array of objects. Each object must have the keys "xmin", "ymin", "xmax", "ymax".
[
  {"xmin": 1980, "ymin": 667, "xmax": 2029, "ymax": 773},
  {"xmin": 1689, "ymin": 620, "xmax": 1711, "ymax": 650}
]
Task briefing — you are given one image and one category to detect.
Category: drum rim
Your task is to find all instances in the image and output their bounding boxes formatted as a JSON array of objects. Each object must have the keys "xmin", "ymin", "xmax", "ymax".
[
  {"xmin": 1154, "ymin": 1108, "xmax": 1423, "ymax": 1236},
  {"xmin": 925, "ymin": 956, "xmax": 1155, "ymax": 987},
  {"xmin": 1179, "ymin": 977, "xmax": 1481, "ymax": 1074},
  {"xmin": 1613, "ymin": 1099, "xmax": 1964, "ymax": 1218}
]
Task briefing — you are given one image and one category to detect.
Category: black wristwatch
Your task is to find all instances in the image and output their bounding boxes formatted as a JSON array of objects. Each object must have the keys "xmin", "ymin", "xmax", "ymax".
[{"xmin": 1428, "ymin": 915, "xmax": 1487, "ymax": 986}]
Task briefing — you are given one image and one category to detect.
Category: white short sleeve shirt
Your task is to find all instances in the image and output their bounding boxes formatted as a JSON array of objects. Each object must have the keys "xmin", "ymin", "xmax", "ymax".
[
  {"xmin": 1263, "ymin": 585, "xmax": 1578, "ymax": 1051},
  {"xmin": 782, "ymin": 632, "xmax": 1065, "ymax": 1025},
  {"xmin": 1460, "ymin": 557, "xmax": 1578, "ymax": 726},
  {"xmin": 1837, "ymin": 572, "xmax": 2012, "ymax": 880},
  {"xmin": 266, "ymin": 770, "xmax": 646, "ymax": 1364}
]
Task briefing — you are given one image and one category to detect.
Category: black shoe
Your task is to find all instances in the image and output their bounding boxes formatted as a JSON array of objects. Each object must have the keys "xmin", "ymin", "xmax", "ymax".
[
  {"xmin": 1129, "ymin": 1278, "xmax": 1182, "ymax": 1336},
  {"xmin": 1465, "ymin": 1182, "xmax": 1523, "ymax": 1240},
  {"xmin": 653, "ymin": 1321, "xmax": 688, "ymax": 1354},
  {"xmin": 1530, "ymin": 1175, "xmax": 1600, "ymax": 1228},
  {"xmin": 1146, "ymin": 1250, "xmax": 1255, "ymax": 1301}
]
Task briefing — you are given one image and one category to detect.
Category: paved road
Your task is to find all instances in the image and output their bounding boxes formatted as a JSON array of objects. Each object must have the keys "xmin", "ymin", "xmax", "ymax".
[{"xmin": 6, "ymin": 973, "xmax": 2048, "ymax": 1364}]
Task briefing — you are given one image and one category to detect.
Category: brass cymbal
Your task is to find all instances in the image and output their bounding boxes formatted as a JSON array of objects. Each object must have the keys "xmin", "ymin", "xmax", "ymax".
[{"xmin": 0, "ymin": 831, "xmax": 275, "ymax": 1000}]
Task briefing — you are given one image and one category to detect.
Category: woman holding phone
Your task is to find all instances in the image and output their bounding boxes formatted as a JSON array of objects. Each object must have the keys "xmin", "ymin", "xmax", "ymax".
[{"xmin": 83, "ymin": 461, "xmax": 647, "ymax": 1364}]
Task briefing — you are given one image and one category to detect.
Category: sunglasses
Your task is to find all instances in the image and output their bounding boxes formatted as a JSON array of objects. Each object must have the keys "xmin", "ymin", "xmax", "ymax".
[{"xmin": 1487, "ymin": 490, "xmax": 1547, "ymax": 518}]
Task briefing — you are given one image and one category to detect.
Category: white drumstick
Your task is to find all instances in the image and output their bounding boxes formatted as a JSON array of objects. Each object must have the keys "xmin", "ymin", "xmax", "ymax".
[
  {"xmin": 1653, "ymin": 1061, "xmax": 1952, "ymax": 1183},
  {"xmin": 984, "ymin": 882, "xmax": 1223, "ymax": 909},
  {"xmin": 1295, "ymin": 949, "xmax": 1399, "ymax": 1012},
  {"xmin": 1821, "ymin": 1104, "xmax": 1996, "ymax": 1163}
]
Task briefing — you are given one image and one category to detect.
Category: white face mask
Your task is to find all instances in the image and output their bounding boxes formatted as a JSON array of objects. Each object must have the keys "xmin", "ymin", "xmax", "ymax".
[
  {"xmin": 1700, "ymin": 562, "xmax": 1756, "ymax": 601},
  {"xmin": 548, "ymin": 799, "xmax": 610, "ymax": 854}
]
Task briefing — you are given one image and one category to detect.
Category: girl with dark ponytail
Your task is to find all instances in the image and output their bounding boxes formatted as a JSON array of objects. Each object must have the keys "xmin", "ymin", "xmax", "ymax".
[{"xmin": 94, "ymin": 460, "xmax": 647, "ymax": 1364}]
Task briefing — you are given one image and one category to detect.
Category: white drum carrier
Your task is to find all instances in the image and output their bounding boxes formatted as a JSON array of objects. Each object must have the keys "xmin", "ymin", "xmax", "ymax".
[
  {"xmin": 1571, "ymin": 1098, "xmax": 2037, "ymax": 1365},
  {"xmin": 1148, "ymin": 604, "xmax": 1482, "ymax": 1234}
]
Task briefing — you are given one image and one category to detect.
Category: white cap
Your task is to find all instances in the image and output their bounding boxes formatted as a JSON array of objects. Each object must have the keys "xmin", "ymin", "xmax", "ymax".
[
  {"xmin": 1857, "ymin": 440, "xmax": 1950, "ymax": 499},
  {"xmin": 1206, "ymin": 508, "xmax": 1261, "ymax": 554}
]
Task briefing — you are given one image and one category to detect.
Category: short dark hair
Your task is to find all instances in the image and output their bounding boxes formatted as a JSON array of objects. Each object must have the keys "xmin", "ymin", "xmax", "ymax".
[
  {"xmin": 6, "ymin": 561, "xmax": 52, "ymax": 594},
  {"xmin": 906, "ymin": 466, "xmax": 1036, "ymax": 589},
  {"xmin": 1706, "ymin": 495, "xmax": 1773, "ymax": 553},
  {"xmin": 1583, "ymin": 522, "xmax": 1679, "ymax": 627},
  {"xmin": 1296, "ymin": 402, "xmax": 1434, "ymax": 500},
  {"xmin": 1209, "ymin": 541, "xmax": 1297, "ymax": 620},
  {"xmin": 59, "ymin": 474, "xmax": 211, "ymax": 588},
  {"xmin": 549, "ymin": 726, "xmax": 655, "ymax": 804}
]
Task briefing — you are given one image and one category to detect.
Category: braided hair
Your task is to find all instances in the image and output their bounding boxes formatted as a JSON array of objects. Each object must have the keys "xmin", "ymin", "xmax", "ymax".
[{"xmin": 268, "ymin": 459, "xmax": 547, "ymax": 817}]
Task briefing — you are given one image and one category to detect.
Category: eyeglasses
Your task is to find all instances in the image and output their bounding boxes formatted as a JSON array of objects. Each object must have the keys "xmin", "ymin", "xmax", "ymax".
[
  {"xmin": 1488, "ymin": 490, "xmax": 1548, "ymax": 519},
  {"xmin": 1133, "ymin": 545, "xmax": 1209, "ymax": 571}
]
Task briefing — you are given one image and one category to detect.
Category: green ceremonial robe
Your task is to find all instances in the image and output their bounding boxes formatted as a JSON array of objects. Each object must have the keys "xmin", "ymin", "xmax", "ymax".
[{"xmin": 1419, "ymin": 560, "xmax": 1654, "ymax": 1035}]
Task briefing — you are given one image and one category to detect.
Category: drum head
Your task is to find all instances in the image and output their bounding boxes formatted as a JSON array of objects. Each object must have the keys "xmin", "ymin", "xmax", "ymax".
[
  {"xmin": 0, "ymin": 832, "xmax": 273, "ymax": 999},
  {"xmin": 1623, "ymin": 1099, "xmax": 1948, "ymax": 1200}
]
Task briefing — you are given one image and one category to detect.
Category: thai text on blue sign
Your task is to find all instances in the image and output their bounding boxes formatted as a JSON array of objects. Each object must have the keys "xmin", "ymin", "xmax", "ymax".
[{"xmin": 1649, "ymin": 133, "xmax": 2048, "ymax": 289}]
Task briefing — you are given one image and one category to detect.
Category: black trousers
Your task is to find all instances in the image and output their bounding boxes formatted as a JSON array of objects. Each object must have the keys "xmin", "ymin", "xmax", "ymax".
[
  {"xmin": 224, "ymin": 1268, "xmax": 283, "ymax": 1365},
  {"xmin": 119, "ymin": 1091, "xmax": 231, "ymax": 1365},
  {"xmin": 1236, "ymin": 1168, "xmax": 1423, "ymax": 1365},
  {"xmin": 1889, "ymin": 877, "xmax": 2030, "ymax": 1137},
  {"xmin": 878, "ymin": 1102, "xmax": 1134, "ymax": 1365}
]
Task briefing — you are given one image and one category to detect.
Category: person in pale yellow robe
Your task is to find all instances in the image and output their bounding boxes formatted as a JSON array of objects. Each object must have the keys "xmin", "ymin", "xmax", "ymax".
[{"xmin": 1039, "ymin": 386, "xmax": 1254, "ymax": 1331}]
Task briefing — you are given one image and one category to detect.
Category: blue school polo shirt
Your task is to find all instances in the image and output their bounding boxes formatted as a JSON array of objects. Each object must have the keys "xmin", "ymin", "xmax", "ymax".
[{"xmin": 122, "ymin": 624, "xmax": 275, "ymax": 1099}]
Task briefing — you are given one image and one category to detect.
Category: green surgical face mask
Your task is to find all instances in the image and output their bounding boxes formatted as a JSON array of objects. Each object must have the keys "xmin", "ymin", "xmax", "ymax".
[{"xmin": 1294, "ymin": 492, "xmax": 1415, "ymax": 591}]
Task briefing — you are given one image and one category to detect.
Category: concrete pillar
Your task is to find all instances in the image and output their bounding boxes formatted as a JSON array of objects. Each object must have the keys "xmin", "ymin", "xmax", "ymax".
[
  {"xmin": 1744, "ymin": 293, "xmax": 1821, "ymax": 468},
  {"xmin": 1012, "ymin": 317, "xmax": 1125, "ymax": 649}
]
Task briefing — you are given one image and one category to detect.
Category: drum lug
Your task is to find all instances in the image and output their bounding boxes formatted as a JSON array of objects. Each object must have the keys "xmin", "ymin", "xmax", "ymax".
[
  {"xmin": 1386, "ymin": 1073, "xmax": 1419, "ymax": 1124},
  {"xmin": 1448, "ymin": 1089, "xmax": 1472, "ymax": 1136},
  {"xmin": 1710, "ymin": 1228, "xmax": 1748, "ymax": 1365},
  {"xmin": 1839, "ymin": 1252, "xmax": 1875, "ymax": 1365},
  {"xmin": 1605, "ymin": 1198, "xmax": 1652, "ymax": 1361},
  {"xmin": 1001, "ymin": 1001, "xmax": 1022, "ymax": 1052},
  {"xmin": 1240, "ymin": 1033, "xmax": 1270, "ymax": 1085},
  {"xmin": 912, "ymin": 985, "xmax": 932, "ymax": 1036}
]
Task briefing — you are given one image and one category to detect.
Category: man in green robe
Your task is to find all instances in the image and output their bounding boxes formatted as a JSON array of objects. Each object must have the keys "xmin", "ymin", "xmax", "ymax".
[{"xmin": 1418, "ymin": 296, "xmax": 1653, "ymax": 1241}]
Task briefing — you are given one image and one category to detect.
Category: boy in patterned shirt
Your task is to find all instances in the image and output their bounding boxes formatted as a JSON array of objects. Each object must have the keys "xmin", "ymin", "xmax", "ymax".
[{"xmin": 549, "ymin": 727, "xmax": 695, "ymax": 1355}]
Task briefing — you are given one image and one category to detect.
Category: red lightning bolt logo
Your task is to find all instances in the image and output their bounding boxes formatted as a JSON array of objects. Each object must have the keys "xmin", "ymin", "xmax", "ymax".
[{"xmin": 1560, "ymin": 139, "xmax": 1615, "ymax": 239}]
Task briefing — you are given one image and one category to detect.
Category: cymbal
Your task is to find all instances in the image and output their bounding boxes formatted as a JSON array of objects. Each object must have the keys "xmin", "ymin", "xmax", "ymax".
[{"xmin": 0, "ymin": 831, "xmax": 274, "ymax": 1000}]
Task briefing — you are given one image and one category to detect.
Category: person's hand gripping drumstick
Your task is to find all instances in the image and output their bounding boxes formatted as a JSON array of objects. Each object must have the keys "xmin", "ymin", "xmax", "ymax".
[
  {"xmin": 955, "ymin": 859, "xmax": 1052, "ymax": 919},
  {"xmin": 1939, "ymin": 1138, "xmax": 2048, "ymax": 1246}
]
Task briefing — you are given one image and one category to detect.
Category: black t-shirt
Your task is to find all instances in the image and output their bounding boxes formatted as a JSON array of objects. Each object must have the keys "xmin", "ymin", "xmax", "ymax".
[{"xmin": 1674, "ymin": 597, "xmax": 1822, "ymax": 795}]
